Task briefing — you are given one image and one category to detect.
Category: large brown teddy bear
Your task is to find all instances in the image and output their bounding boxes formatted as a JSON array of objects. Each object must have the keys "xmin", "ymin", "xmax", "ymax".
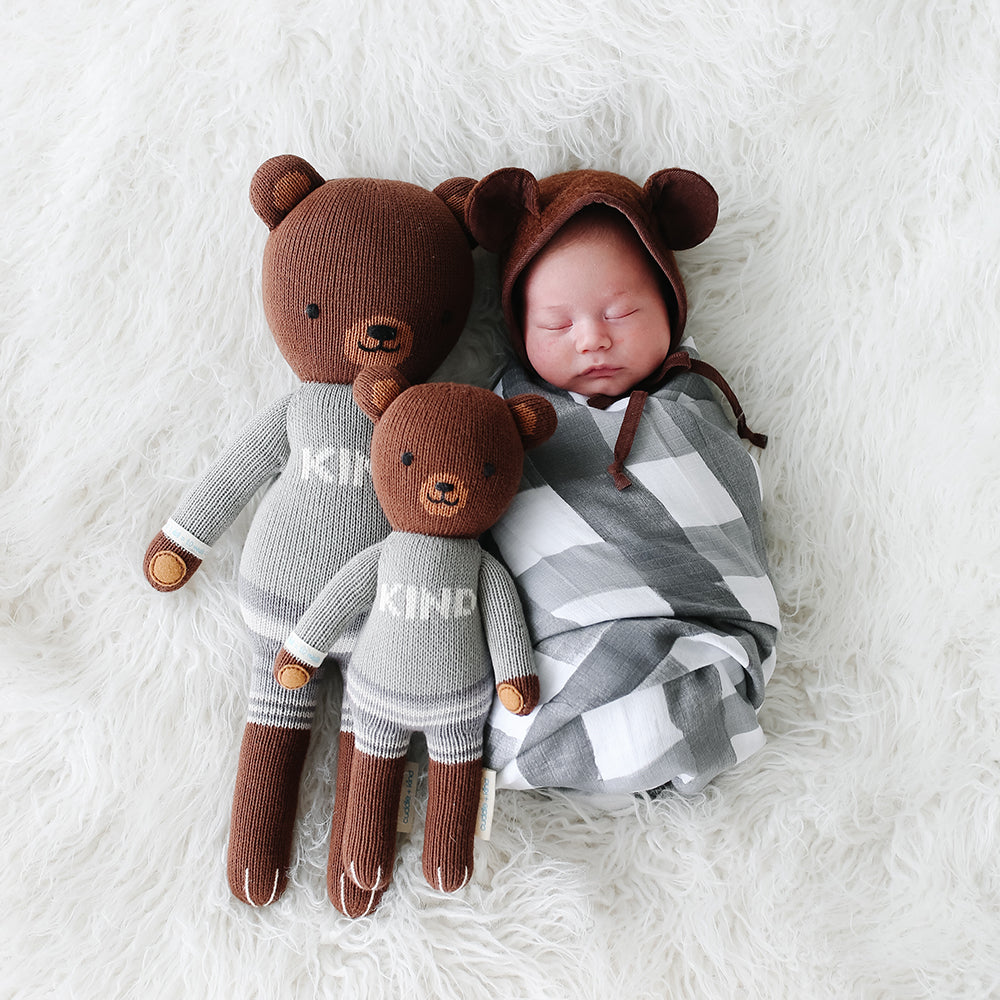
[
  {"xmin": 142, "ymin": 155, "xmax": 475, "ymax": 906},
  {"xmin": 273, "ymin": 375, "xmax": 556, "ymax": 916}
]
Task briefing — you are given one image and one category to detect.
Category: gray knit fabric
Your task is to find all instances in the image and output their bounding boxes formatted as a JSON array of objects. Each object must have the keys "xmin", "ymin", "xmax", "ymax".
[
  {"xmin": 164, "ymin": 382, "xmax": 389, "ymax": 728},
  {"xmin": 288, "ymin": 531, "xmax": 534, "ymax": 764}
]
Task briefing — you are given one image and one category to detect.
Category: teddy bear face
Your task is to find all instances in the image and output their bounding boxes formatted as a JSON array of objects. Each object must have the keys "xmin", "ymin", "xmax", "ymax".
[
  {"xmin": 253, "ymin": 159, "xmax": 474, "ymax": 386},
  {"xmin": 369, "ymin": 383, "xmax": 552, "ymax": 539}
]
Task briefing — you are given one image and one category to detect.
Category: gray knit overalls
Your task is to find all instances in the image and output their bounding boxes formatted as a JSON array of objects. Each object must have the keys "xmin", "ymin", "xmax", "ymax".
[{"xmin": 286, "ymin": 531, "xmax": 535, "ymax": 764}]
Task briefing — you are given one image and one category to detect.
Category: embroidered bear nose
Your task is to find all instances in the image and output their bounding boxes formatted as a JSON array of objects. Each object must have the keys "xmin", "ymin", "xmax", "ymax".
[
  {"xmin": 350, "ymin": 318, "xmax": 411, "ymax": 363},
  {"xmin": 366, "ymin": 324, "xmax": 398, "ymax": 345},
  {"xmin": 419, "ymin": 473, "xmax": 466, "ymax": 516}
]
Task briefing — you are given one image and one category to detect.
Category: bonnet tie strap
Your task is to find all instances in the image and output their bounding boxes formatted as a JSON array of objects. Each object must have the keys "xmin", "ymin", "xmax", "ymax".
[
  {"xmin": 627, "ymin": 350, "xmax": 768, "ymax": 449},
  {"xmin": 604, "ymin": 389, "xmax": 648, "ymax": 491},
  {"xmin": 686, "ymin": 358, "xmax": 769, "ymax": 449},
  {"xmin": 586, "ymin": 351, "xmax": 767, "ymax": 490}
]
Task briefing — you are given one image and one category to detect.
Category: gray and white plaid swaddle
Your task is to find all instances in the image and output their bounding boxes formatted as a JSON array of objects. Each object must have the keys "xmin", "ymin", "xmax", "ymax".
[{"xmin": 484, "ymin": 348, "xmax": 779, "ymax": 795}]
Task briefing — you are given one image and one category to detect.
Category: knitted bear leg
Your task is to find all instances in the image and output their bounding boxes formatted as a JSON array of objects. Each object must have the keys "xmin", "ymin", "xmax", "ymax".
[
  {"xmin": 327, "ymin": 731, "xmax": 385, "ymax": 917},
  {"xmin": 341, "ymin": 751, "xmax": 407, "ymax": 892},
  {"xmin": 227, "ymin": 722, "xmax": 311, "ymax": 906},
  {"xmin": 422, "ymin": 757, "xmax": 482, "ymax": 893}
]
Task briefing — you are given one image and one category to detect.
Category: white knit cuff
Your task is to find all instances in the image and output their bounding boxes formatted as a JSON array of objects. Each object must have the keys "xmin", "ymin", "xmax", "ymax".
[
  {"xmin": 284, "ymin": 632, "xmax": 326, "ymax": 670},
  {"xmin": 162, "ymin": 519, "xmax": 211, "ymax": 560}
]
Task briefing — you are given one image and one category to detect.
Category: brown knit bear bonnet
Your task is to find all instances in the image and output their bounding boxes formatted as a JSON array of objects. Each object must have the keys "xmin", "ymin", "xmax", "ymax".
[
  {"xmin": 465, "ymin": 167, "xmax": 719, "ymax": 368},
  {"xmin": 465, "ymin": 167, "xmax": 766, "ymax": 450}
]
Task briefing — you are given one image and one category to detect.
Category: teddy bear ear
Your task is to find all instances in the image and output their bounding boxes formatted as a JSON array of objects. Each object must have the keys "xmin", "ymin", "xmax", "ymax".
[
  {"xmin": 506, "ymin": 394, "xmax": 557, "ymax": 450},
  {"xmin": 352, "ymin": 367, "xmax": 410, "ymax": 423},
  {"xmin": 433, "ymin": 176, "xmax": 478, "ymax": 246},
  {"xmin": 250, "ymin": 155, "xmax": 326, "ymax": 230},
  {"xmin": 643, "ymin": 169, "xmax": 719, "ymax": 251},
  {"xmin": 466, "ymin": 168, "xmax": 541, "ymax": 253}
]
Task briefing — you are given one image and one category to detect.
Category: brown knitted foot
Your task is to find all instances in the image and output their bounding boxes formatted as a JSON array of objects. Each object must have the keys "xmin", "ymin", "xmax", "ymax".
[
  {"xmin": 422, "ymin": 757, "xmax": 481, "ymax": 893},
  {"xmin": 226, "ymin": 722, "xmax": 310, "ymax": 906},
  {"xmin": 329, "ymin": 865, "xmax": 385, "ymax": 918},
  {"xmin": 327, "ymin": 732, "xmax": 385, "ymax": 917},
  {"xmin": 341, "ymin": 752, "xmax": 407, "ymax": 892}
]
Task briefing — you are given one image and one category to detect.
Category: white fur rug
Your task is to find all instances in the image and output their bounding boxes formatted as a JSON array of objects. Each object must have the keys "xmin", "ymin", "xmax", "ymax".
[{"xmin": 4, "ymin": 2, "xmax": 999, "ymax": 998}]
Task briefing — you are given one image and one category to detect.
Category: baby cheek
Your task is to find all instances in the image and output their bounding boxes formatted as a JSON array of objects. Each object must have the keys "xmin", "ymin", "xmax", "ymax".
[{"xmin": 525, "ymin": 329, "xmax": 571, "ymax": 382}]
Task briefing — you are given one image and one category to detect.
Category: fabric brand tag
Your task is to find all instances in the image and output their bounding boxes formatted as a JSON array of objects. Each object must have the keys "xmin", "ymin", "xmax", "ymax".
[
  {"xmin": 475, "ymin": 768, "xmax": 497, "ymax": 841},
  {"xmin": 396, "ymin": 760, "xmax": 420, "ymax": 834}
]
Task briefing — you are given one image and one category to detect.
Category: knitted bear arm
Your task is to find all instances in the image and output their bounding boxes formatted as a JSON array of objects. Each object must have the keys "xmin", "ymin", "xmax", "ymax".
[
  {"xmin": 143, "ymin": 395, "xmax": 293, "ymax": 592},
  {"xmin": 281, "ymin": 541, "xmax": 384, "ymax": 674},
  {"xmin": 478, "ymin": 551, "xmax": 537, "ymax": 705},
  {"xmin": 169, "ymin": 394, "xmax": 293, "ymax": 549}
]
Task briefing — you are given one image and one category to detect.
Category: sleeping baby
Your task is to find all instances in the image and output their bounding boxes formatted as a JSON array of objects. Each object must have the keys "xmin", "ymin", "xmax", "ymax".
[{"xmin": 465, "ymin": 166, "xmax": 780, "ymax": 796}]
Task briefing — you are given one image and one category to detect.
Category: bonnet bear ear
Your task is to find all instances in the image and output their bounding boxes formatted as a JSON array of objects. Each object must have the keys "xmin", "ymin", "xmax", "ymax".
[
  {"xmin": 466, "ymin": 168, "xmax": 541, "ymax": 253},
  {"xmin": 506, "ymin": 394, "xmax": 557, "ymax": 450},
  {"xmin": 643, "ymin": 169, "xmax": 719, "ymax": 251},
  {"xmin": 434, "ymin": 176, "xmax": 478, "ymax": 246},
  {"xmin": 353, "ymin": 367, "xmax": 411, "ymax": 423},
  {"xmin": 250, "ymin": 155, "xmax": 326, "ymax": 230}
]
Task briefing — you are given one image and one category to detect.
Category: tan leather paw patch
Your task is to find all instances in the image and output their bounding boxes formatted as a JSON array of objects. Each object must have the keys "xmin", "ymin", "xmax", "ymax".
[
  {"xmin": 276, "ymin": 664, "xmax": 310, "ymax": 690},
  {"xmin": 496, "ymin": 682, "xmax": 524, "ymax": 714},
  {"xmin": 149, "ymin": 550, "xmax": 186, "ymax": 587}
]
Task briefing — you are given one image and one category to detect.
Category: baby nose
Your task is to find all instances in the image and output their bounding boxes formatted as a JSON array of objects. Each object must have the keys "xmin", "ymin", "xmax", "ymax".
[{"xmin": 574, "ymin": 318, "xmax": 612, "ymax": 351}]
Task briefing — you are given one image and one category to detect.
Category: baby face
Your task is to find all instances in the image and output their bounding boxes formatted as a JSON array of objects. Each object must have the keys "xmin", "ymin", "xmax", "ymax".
[{"xmin": 520, "ymin": 211, "xmax": 672, "ymax": 398}]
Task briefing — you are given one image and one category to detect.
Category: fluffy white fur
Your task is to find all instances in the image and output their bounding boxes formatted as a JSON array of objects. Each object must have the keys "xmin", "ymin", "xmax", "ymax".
[{"xmin": 3, "ymin": 2, "xmax": 999, "ymax": 997}]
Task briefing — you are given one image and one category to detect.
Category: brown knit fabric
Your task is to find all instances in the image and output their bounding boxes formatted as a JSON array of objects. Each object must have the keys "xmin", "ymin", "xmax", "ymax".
[
  {"xmin": 466, "ymin": 166, "xmax": 719, "ymax": 365},
  {"xmin": 327, "ymin": 732, "xmax": 385, "ymax": 918},
  {"xmin": 340, "ymin": 752, "xmax": 408, "ymax": 892},
  {"xmin": 591, "ymin": 351, "xmax": 769, "ymax": 462},
  {"xmin": 226, "ymin": 722, "xmax": 311, "ymax": 906},
  {"xmin": 251, "ymin": 155, "xmax": 475, "ymax": 386},
  {"xmin": 603, "ymin": 390, "xmax": 649, "ymax": 490},
  {"xmin": 466, "ymin": 167, "xmax": 767, "ymax": 453},
  {"xmin": 272, "ymin": 647, "xmax": 314, "ymax": 690},
  {"xmin": 361, "ymin": 380, "xmax": 557, "ymax": 538},
  {"xmin": 496, "ymin": 673, "xmax": 540, "ymax": 714},
  {"xmin": 688, "ymin": 358, "xmax": 769, "ymax": 449},
  {"xmin": 422, "ymin": 758, "xmax": 483, "ymax": 893}
]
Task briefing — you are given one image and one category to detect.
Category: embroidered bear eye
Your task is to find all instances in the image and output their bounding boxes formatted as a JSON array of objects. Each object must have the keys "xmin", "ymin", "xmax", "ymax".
[
  {"xmin": 483, "ymin": 462, "xmax": 496, "ymax": 479},
  {"xmin": 401, "ymin": 452, "xmax": 414, "ymax": 466},
  {"xmin": 305, "ymin": 303, "xmax": 320, "ymax": 319}
]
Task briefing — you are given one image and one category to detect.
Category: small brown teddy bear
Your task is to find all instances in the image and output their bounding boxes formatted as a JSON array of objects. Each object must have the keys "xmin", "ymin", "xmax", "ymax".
[
  {"xmin": 142, "ymin": 155, "xmax": 475, "ymax": 906},
  {"xmin": 274, "ymin": 374, "xmax": 556, "ymax": 916}
]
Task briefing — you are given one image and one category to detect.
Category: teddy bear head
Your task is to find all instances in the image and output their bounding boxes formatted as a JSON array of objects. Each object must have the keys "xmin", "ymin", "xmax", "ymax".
[
  {"xmin": 353, "ymin": 372, "xmax": 557, "ymax": 539},
  {"xmin": 249, "ymin": 155, "xmax": 475, "ymax": 385},
  {"xmin": 464, "ymin": 167, "xmax": 718, "ymax": 365}
]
